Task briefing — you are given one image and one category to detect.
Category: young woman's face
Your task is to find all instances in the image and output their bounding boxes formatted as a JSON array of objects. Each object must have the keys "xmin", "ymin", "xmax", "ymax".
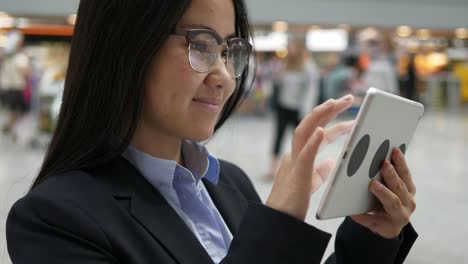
[{"xmin": 141, "ymin": 0, "xmax": 236, "ymax": 142}]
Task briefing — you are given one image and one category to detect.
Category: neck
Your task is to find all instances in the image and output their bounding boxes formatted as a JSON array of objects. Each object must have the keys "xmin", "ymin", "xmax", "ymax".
[{"xmin": 130, "ymin": 124, "xmax": 183, "ymax": 165}]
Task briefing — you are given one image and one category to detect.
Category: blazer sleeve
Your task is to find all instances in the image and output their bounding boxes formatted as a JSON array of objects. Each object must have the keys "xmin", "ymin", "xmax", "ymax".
[
  {"xmin": 6, "ymin": 192, "xmax": 119, "ymax": 264},
  {"xmin": 219, "ymin": 161, "xmax": 417, "ymax": 264},
  {"xmin": 331, "ymin": 217, "xmax": 418, "ymax": 264}
]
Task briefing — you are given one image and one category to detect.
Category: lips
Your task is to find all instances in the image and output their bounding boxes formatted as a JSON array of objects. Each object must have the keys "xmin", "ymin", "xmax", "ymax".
[{"xmin": 192, "ymin": 97, "xmax": 222, "ymax": 106}]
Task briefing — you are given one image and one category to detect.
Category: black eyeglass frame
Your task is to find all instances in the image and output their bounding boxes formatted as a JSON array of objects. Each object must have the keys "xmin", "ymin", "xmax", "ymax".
[{"xmin": 172, "ymin": 28, "xmax": 253, "ymax": 78}]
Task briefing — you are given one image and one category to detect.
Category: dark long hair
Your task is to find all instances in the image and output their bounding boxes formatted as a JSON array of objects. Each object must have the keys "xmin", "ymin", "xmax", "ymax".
[{"xmin": 31, "ymin": 0, "xmax": 254, "ymax": 189}]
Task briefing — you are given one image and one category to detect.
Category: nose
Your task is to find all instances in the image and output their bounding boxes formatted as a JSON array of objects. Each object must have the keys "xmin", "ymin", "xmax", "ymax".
[{"xmin": 204, "ymin": 45, "xmax": 233, "ymax": 89}]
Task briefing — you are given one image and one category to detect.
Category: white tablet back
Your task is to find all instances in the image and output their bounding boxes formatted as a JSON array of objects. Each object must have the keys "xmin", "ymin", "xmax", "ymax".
[{"xmin": 316, "ymin": 88, "xmax": 424, "ymax": 220}]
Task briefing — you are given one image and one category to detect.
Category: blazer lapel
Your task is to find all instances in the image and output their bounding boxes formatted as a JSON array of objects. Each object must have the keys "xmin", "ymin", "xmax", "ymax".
[
  {"xmin": 92, "ymin": 157, "xmax": 214, "ymax": 264},
  {"xmin": 202, "ymin": 170, "xmax": 249, "ymax": 234}
]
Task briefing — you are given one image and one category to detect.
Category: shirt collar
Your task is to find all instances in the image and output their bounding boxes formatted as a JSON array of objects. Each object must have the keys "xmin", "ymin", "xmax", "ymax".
[
  {"xmin": 181, "ymin": 140, "xmax": 220, "ymax": 184},
  {"xmin": 122, "ymin": 140, "xmax": 220, "ymax": 191}
]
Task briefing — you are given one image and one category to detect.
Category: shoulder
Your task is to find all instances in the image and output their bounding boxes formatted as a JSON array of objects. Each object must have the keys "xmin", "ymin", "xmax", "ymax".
[
  {"xmin": 9, "ymin": 170, "xmax": 105, "ymax": 223},
  {"xmin": 218, "ymin": 159, "xmax": 261, "ymax": 203},
  {"xmin": 6, "ymin": 170, "xmax": 113, "ymax": 250},
  {"xmin": 7, "ymin": 169, "xmax": 114, "ymax": 234},
  {"xmin": 28, "ymin": 170, "xmax": 103, "ymax": 204}
]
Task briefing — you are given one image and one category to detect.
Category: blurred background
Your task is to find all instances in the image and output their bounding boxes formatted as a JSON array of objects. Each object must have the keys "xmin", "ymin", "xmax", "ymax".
[{"xmin": 0, "ymin": 0, "xmax": 467, "ymax": 263}]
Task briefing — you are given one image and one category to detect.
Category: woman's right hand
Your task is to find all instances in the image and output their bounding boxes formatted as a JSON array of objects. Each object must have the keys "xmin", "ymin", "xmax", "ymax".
[{"xmin": 266, "ymin": 95, "xmax": 355, "ymax": 221}]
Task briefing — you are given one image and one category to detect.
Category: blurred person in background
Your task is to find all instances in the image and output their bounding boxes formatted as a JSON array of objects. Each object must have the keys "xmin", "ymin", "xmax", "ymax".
[
  {"xmin": 399, "ymin": 53, "xmax": 419, "ymax": 101},
  {"xmin": 265, "ymin": 37, "xmax": 320, "ymax": 180},
  {"xmin": 323, "ymin": 53, "xmax": 357, "ymax": 100},
  {"xmin": 247, "ymin": 52, "xmax": 277, "ymax": 115},
  {"xmin": 347, "ymin": 57, "xmax": 369, "ymax": 105},
  {"xmin": 317, "ymin": 53, "xmax": 340, "ymax": 105},
  {"xmin": 363, "ymin": 39, "xmax": 399, "ymax": 94},
  {"xmin": 7, "ymin": 0, "xmax": 418, "ymax": 263},
  {"xmin": 0, "ymin": 30, "xmax": 30, "ymax": 140}
]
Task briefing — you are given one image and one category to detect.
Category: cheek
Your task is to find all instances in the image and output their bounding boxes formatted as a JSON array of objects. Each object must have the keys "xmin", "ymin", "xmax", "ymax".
[
  {"xmin": 144, "ymin": 50, "xmax": 204, "ymax": 123},
  {"xmin": 148, "ymin": 50, "xmax": 199, "ymax": 101},
  {"xmin": 152, "ymin": 39, "xmax": 200, "ymax": 85}
]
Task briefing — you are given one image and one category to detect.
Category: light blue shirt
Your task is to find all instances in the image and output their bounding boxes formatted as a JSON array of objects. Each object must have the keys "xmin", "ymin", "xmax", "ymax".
[{"xmin": 122, "ymin": 140, "xmax": 232, "ymax": 264}]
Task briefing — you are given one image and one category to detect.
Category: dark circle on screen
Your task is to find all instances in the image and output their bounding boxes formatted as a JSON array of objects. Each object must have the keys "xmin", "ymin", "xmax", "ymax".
[
  {"xmin": 399, "ymin": 144, "xmax": 407, "ymax": 154},
  {"xmin": 347, "ymin": 134, "xmax": 371, "ymax": 177},
  {"xmin": 369, "ymin": 139, "xmax": 390, "ymax": 178}
]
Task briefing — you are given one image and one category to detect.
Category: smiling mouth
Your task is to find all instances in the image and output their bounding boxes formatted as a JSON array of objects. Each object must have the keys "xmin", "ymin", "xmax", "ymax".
[{"xmin": 192, "ymin": 98, "xmax": 222, "ymax": 112}]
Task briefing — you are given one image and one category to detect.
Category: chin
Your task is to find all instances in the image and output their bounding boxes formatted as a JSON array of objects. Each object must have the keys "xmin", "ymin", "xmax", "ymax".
[{"xmin": 186, "ymin": 127, "xmax": 215, "ymax": 142}]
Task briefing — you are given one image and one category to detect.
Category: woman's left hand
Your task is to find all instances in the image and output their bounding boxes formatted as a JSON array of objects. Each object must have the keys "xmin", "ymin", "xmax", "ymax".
[{"xmin": 351, "ymin": 148, "xmax": 417, "ymax": 239}]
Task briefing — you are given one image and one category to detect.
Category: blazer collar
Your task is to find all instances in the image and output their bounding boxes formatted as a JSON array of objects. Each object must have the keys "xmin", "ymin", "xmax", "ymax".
[
  {"xmin": 91, "ymin": 156, "xmax": 213, "ymax": 264},
  {"xmin": 91, "ymin": 156, "xmax": 248, "ymax": 264}
]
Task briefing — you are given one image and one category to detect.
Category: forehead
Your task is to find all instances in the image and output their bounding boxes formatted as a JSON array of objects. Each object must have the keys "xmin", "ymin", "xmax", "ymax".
[{"xmin": 177, "ymin": 0, "xmax": 235, "ymax": 38}]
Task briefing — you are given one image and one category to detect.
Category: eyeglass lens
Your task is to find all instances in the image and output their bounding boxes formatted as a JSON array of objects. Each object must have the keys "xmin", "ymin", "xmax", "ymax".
[{"xmin": 188, "ymin": 32, "xmax": 250, "ymax": 78}]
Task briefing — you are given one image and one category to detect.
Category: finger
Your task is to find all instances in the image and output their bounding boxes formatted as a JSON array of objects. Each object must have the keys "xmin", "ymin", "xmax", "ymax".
[
  {"xmin": 392, "ymin": 148, "xmax": 416, "ymax": 195},
  {"xmin": 295, "ymin": 128, "xmax": 324, "ymax": 178},
  {"xmin": 311, "ymin": 159, "xmax": 335, "ymax": 193},
  {"xmin": 292, "ymin": 95, "xmax": 353, "ymax": 157},
  {"xmin": 316, "ymin": 95, "xmax": 354, "ymax": 127},
  {"xmin": 321, "ymin": 120, "xmax": 355, "ymax": 148},
  {"xmin": 315, "ymin": 158, "xmax": 335, "ymax": 181},
  {"xmin": 380, "ymin": 160, "xmax": 413, "ymax": 207},
  {"xmin": 292, "ymin": 100, "xmax": 335, "ymax": 157},
  {"xmin": 370, "ymin": 180, "xmax": 406, "ymax": 219}
]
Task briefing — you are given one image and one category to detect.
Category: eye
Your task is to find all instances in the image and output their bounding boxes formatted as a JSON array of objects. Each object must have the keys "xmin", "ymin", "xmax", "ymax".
[{"xmin": 191, "ymin": 41, "xmax": 209, "ymax": 52}]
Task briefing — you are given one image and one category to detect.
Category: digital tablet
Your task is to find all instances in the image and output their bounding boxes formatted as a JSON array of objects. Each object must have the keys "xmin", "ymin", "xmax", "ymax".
[{"xmin": 316, "ymin": 87, "xmax": 424, "ymax": 220}]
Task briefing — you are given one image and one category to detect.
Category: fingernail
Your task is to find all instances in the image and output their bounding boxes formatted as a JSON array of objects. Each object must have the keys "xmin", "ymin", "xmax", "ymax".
[
  {"xmin": 314, "ymin": 127, "xmax": 323, "ymax": 136},
  {"xmin": 342, "ymin": 94, "xmax": 353, "ymax": 101},
  {"xmin": 380, "ymin": 161, "xmax": 387, "ymax": 172},
  {"xmin": 384, "ymin": 160, "xmax": 390, "ymax": 168},
  {"xmin": 373, "ymin": 180, "xmax": 382, "ymax": 191}
]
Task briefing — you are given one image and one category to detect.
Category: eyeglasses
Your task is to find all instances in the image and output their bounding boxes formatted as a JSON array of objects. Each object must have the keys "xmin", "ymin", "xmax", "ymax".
[{"xmin": 172, "ymin": 28, "xmax": 252, "ymax": 79}]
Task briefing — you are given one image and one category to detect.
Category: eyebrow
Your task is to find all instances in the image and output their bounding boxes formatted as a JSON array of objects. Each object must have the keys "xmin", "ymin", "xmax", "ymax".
[{"xmin": 182, "ymin": 24, "xmax": 237, "ymax": 40}]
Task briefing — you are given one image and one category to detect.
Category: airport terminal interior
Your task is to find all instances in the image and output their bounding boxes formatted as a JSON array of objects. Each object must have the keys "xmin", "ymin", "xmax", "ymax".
[{"xmin": 1, "ymin": 0, "xmax": 468, "ymax": 263}]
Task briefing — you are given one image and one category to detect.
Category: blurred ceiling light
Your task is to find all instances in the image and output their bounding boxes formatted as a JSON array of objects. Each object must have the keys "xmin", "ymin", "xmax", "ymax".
[
  {"xmin": 0, "ymin": 16, "xmax": 14, "ymax": 28},
  {"xmin": 307, "ymin": 29, "xmax": 348, "ymax": 52},
  {"xmin": 16, "ymin": 18, "xmax": 29, "ymax": 28},
  {"xmin": 455, "ymin": 28, "xmax": 468, "ymax": 39},
  {"xmin": 272, "ymin": 21, "xmax": 288, "ymax": 32},
  {"xmin": 417, "ymin": 29, "xmax": 431, "ymax": 40},
  {"xmin": 359, "ymin": 27, "xmax": 379, "ymax": 41},
  {"xmin": 396, "ymin": 26, "xmax": 412, "ymax": 37},
  {"xmin": 252, "ymin": 31, "xmax": 288, "ymax": 51},
  {"xmin": 68, "ymin": 14, "xmax": 77, "ymax": 25},
  {"xmin": 338, "ymin": 24, "xmax": 351, "ymax": 31},
  {"xmin": 309, "ymin": 25, "xmax": 321, "ymax": 31}
]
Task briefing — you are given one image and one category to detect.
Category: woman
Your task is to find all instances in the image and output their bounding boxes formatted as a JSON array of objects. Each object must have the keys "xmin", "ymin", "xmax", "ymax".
[
  {"xmin": 6, "ymin": 0, "xmax": 418, "ymax": 263},
  {"xmin": 266, "ymin": 38, "xmax": 322, "ymax": 180}
]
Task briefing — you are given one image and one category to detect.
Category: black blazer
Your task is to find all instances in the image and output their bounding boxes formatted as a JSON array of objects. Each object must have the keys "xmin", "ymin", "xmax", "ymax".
[{"xmin": 6, "ymin": 157, "xmax": 417, "ymax": 264}]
